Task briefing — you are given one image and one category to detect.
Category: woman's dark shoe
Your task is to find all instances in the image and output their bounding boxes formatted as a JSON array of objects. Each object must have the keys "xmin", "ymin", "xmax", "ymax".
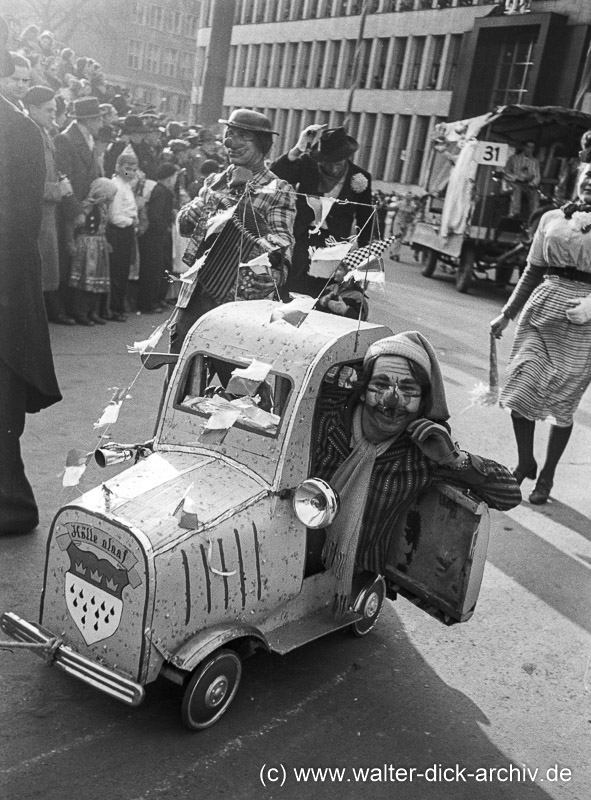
[
  {"xmin": 89, "ymin": 313, "xmax": 106, "ymax": 325},
  {"xmin": 50, "ymin": 314, "xmax": 76, "ymax": 326},
  {"xmin": 529, "ymin": 477, "xmax": 553, "ymax": 505},
  {"xmin": 111, "ymin": 313, "xmax": 128, "ymax": 322},
  {"xmin": 511, "ymin": 463, "xmax": 537, "ymax": 485},
  {"xmin": 74, "ymin": 316, "xmax": 94, "ymax": 326}
]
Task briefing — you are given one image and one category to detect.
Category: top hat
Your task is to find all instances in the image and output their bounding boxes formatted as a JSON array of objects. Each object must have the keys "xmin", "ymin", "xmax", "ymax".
[
  {"xmin": 218, "ymin": 108, "xmax": 278, "ymax": 135},
  {"xmin": 68, "ymin": 96, "xmax": 101, "ymax": 119},
  {"xmin": 120, "ymin": 114, "xmax": 145, "ymax": 134},
  {"xmin": 310, "ymin": 127, "xmax": 358, "ymax": 163}
]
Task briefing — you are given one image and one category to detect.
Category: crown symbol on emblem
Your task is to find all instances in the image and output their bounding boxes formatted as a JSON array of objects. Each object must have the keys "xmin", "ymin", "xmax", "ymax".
[
  {"xmin": 106, "ymin": 577, "xmax": 118, "ymax": 592},
  {"xmin": 74, "ymin": 561, "xmax": 87, "ymax": 576},
  {"xmin": 90, "ymin": 569, "xmax": 102, "ymax": 584}
]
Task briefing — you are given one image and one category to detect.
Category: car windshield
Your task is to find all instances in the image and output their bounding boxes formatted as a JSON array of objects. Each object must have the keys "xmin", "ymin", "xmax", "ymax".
[{"xmin": 177, "ymin": 354, "xmax": 292, "ymax": 438}]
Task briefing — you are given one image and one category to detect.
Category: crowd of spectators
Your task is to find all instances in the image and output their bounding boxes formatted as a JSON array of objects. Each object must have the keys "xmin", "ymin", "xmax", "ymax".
[{"xmin": 0, "ymin": 20, "xmax": 229, "ymax": 326}]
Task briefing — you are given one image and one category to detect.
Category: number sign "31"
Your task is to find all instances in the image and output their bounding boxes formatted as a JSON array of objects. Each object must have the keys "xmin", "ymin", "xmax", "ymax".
[{"xmin": 475, "ymin": 141, "xmax": 510, "ymax": 167}]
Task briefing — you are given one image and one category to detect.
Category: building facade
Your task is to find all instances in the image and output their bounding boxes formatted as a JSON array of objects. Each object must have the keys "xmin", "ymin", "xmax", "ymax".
[{"xmin": 194, "ymin": 0, "xmax": 591, "ymax": 191}]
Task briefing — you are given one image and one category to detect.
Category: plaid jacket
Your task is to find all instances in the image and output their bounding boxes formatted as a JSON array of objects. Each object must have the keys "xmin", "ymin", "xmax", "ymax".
[{"xmin": 313, "ymin": 386, "xmax": 521, "ymax": 574}]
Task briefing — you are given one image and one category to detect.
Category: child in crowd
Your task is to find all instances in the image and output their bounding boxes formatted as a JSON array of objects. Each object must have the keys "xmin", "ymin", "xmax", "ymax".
[
  {"xmin": 138, "ymin": 163, "xmax": 178, "ymax": 313},
  {"xmin": 68, "ymin": 178, "xmax": 117, "ymax": 325},
  {"xmin": 315, "ymin": 262, "xmax": 369, "ymax": 321},
  {"xmin": 106, "ymin": 151, "xmax": 139, "ymax": 321}
]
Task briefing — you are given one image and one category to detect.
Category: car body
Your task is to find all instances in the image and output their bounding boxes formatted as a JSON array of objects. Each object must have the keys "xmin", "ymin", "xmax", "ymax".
[{"xmin": 1, "ymin": 300, "xmax": 489, "ymax": 729}]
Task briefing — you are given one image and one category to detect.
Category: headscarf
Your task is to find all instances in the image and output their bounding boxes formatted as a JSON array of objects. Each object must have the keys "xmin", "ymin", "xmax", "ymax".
[{"xmin": 87, "ymin": 177, "xmax": 117, "ymax": 205}]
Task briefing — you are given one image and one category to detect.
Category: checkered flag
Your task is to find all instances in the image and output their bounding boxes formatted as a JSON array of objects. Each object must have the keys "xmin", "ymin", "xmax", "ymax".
[{"xmin": 340, "ymin": 236, "xmax": 397, "ymax": 270}]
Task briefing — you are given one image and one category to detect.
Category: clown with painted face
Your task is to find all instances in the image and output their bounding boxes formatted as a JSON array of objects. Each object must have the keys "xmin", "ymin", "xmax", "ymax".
[{"xmin": 313, "ymin": 331, "xmax": 521, "ymax": 615}]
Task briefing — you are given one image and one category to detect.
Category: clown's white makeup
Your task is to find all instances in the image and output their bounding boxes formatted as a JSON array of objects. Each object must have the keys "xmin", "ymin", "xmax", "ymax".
[{"xmin": 361, "ymin": 355, "xmax": 423, "ymax": 443}]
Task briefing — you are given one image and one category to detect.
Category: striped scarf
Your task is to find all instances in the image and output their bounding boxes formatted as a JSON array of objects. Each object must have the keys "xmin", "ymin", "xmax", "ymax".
[{"xmin": 322, "ymin": 406, "xmax": 396, "ymax": 616}]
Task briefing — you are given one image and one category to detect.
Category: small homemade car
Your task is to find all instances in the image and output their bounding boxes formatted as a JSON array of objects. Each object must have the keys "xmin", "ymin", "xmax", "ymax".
[{"xmin": 1, "ymin": 301, "xmax": 490, "ymax": 730}]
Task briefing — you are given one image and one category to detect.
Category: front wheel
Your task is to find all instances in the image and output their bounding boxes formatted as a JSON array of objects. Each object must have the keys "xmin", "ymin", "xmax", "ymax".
[
  {"xmin": 421, "ymin": 248, "xmax": 438, "ymax": 278},
  {"xmin": 455, "ymin": 243, "xmax": 475, "ymax": 293},
  {"xmin": 181, "ymin": 648, "xmax": 242, "ymax": 731},
  {"xmin": 350, "ymin": 576, "xmax": 386, "ymax": 638}
]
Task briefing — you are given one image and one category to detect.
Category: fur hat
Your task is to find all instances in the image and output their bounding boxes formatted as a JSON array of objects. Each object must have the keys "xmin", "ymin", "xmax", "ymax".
[{"xmin": 364, "ymin": 331, "xmax": 449, "ymax": 420}]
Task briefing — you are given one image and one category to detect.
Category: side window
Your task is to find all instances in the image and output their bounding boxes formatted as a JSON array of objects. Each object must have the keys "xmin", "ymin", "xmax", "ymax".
[{"xmin": 176, "ymin": 354, "xmax": 292, "ymax": 437}]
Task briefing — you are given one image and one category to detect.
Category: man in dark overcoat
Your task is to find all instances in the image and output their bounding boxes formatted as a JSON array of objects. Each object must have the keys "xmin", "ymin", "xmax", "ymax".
[
  {"xmin": 271, "ymin": 126, "xmax": 373, "ymax": 295},
  {"xmin": 53, "ymin": 96, "xmax": 103, "ymax": 320},
  {"xmin": 0, "ymin": 17, "xmax": 62, "ymax": 534}
]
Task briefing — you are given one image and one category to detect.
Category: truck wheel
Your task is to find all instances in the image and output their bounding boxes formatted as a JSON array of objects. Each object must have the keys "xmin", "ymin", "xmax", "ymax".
[
  {"xmin": 456, "ymin": 244, "xmax": 475, "ymax": 293},
  {"xmin": 421, "ymin": 248, "xmax": 438, "ymax": 278},
  {"xmin": 181, "ymin": 648, "xmax": 242, "ymax": 730},
  {"xmin": 350, "ymin": 576, "xmax": 385, "ymax": 638}
]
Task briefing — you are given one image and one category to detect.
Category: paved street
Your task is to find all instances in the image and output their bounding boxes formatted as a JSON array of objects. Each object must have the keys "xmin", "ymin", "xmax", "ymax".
[{"xmin": 1, "ymin": 252, "xmax": 590, "ymax": 800}]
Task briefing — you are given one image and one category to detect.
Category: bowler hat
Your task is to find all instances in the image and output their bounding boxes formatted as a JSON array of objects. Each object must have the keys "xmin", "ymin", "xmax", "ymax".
[
  {"xmin": 218, "ymin": 108, "xmax": 278, "ymax": 135},
  {"xmin": 310, "ymin": 127, "xmax": 358, "ymax": 163},
  {"xmin": 68, "ymin": 96, "xmax": 101, "ymax": 119},
  {"xmin": 120, "ymin": 114, "xmax": 145, "ymax": 134}
]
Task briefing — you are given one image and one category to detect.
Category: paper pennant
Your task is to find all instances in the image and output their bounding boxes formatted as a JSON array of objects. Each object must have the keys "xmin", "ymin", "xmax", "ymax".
[
  {"xmin": 307, "ymin": 195, "xmax": 336, "ymax": 234},
  {"xmin": 309, "ymin": 241, "xmax": 353, "ymax": 279},
  {"xmin": 93, "ymin": 387, "xmax": 130, "ymax": 429},
  {"xmin": 340, "ymin": 236, "xmax": 397, "ymax": 270},
  {"xmin": 63, "ymin": 449, "xmax": 92, "ymax": 487},
  {"xmin": 127, "ymin": 322, "xmax": 167, "ymax": 355}
]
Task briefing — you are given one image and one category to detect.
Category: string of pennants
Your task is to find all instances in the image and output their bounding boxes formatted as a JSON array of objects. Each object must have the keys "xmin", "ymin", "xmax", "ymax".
[{"xmin": 60, "ymin": 182, "xmax": 399, "ymax": 491}]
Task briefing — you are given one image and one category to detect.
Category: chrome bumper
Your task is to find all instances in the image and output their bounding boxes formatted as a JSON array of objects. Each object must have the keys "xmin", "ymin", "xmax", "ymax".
[{"xmin": 0, "ymin": 611, "xmax": 144, "ymax": 707}]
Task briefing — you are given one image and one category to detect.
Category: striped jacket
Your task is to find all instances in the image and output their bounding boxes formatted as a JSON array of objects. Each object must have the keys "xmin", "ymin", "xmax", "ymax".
[{"xmin": 313, "ymin": 386, "xmax": 521, "ymax": 574}]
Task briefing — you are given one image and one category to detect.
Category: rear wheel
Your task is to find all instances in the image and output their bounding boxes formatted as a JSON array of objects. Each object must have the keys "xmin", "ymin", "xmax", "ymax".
[
  {"xmin": 421, "ymin": 248, "xmax": 438, "ymax": 278},
  {"xmin": 181, "ymin": 648, "xmax": 242, "ymax": 731},
  {"xmin": 455, "ymin": 243, "xmax": 475, "ymax": 293}
]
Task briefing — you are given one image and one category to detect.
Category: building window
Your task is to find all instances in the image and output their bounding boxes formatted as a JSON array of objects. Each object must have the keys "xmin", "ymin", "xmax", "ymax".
[
  {"xmin": 375, "ymin": 114, "xmax": 394, "ymax": 176},
  {"xmin": 131, "ymin": 2, "xmax": 145, "ymax": 25},
  {"xmin": 127, "ymin": 39, "xmax": 143, "ymax": 70},
  {"xmin": 283, "ymin": 42, "xmax": 298, "ymax": 87},
  {"xmin": 425, "ymin": 35, "xmax": 445, "ymax": 90},
  {"xmin": 269, "ymin": 43, "xmax": 285, "ymax": 86},
  {"xmin": 490, "ymin": 34, "xmax": 536, "ymax": 107},
  {"xmin": 391, "ymin": 115, "xmax": 411, "ymax": 182},
  {"xmin": 246, "ymin": 44, "xmax": 261, "ymax": 87},
  {"xmin": 177, "ymin": 95, "xmax": 189, "ymax": 117},
  {"xmin": 179, "ymin": 51, "xmax": 193, "ymax": 82},
  {"xmin": 259, "ymin": 43, "xmax": 273, "ymax": 86},
  {"xmin": 406, "ymin": 37, "xmax": 426, "ymax": 90},
  {"xmin": 234, "ymin": 45, "xmax": 248, "ymax": 87},
  {"xmin": 387, "ymin": 37, "xmax": 407, "ymax": 90},
  {"xmin": 359, "ymin": 39, "xmax": 373, "ymax": 88},
  {"xmin": 408, "ymin": 116, "xmax": 430, "ymax": 184},
  {"xmin": 442, "ymin": 34, "xmax": 462, "ymax": 90},
  {"xmin": 186, "ymin": 14, "xmax": 199, "ymax": 36},
  {"xmin": 313, "ymin": 41, "xmax": 327, "ymax": 88},
  {"xmin": 164, "ymin": 9, "xmax": 182, "ymax": 33},
  {"xmin": 347, "ymin": 112, "xmax": 361, "ymax": 142},
  {"xmin": 255, "ymin": 0, "xmax": 266, "ymax": 23},
  {"xmin": 359, "ymin": 113, "xmax": 377, "ymax": 170},
  {"xmin": 144, "ymin": 43, "xmax": 161, "ymax": 73},
  {"xmin": 371, "ymin": 38, "xmax": 390, "ymax": 89},
  {"xmin": 343, "ymin": 40, "xmax": 357, "ymax": 87},
  {"xmin": 162, "ymin": 47, "xmax": 178, "ymax": 78},
  {"xmin": 147, "ymin": 5, "xmax": 163, "ymax": 29},
  {"xmin": 227, "ymin": 45, "xmax": 237, "ymax": 85},
  {"xmin": 296, "ymin": 42, "xmax": 312, "ymax": 87},
  {"xmin": 326, "ymin": 40, "xmax": 341, "ymax": 88},
  {"xmin": 291, "ymin": 0, "xmax": 305, "ymax": 20}
]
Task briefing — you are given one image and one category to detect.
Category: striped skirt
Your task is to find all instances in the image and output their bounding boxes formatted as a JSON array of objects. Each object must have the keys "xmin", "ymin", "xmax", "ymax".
[{"xmin": 500, "ymin": 276, "xmax": 591, "ymax": 426}]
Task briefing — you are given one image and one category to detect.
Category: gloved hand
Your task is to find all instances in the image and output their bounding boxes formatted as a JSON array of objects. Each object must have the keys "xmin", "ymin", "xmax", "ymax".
[
  {"xmin": 295, "ymin": 124, "xmax": 328, "ymax": 153},
  {"xmin": 179, "ymin": 198, "xmax": 205, "ymax": 231},
  {"xmin": 566, "ymin": 295, "xmax": 591, "ymax": 324},
  {"xmin": 490, "ymin": 313, "xmax": 510, "ymax": 339},
  {"xmin": 407, "ymin": 419, "xmax": 461, "ymax": 465}
]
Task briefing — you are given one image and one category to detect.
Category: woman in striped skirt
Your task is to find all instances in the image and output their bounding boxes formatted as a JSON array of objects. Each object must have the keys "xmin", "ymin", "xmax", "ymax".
[{"xmin": 491, "ymin": 162, "xmax": 591, "ymax": 504}]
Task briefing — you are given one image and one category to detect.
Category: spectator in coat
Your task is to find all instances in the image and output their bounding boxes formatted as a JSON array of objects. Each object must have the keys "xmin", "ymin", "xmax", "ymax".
[
  {"xmin": 138, "ymin": 162, "xmax": 178, "ymax": 313},
  {"xmin": 54, "ymin": 96, "xmax": 104, "ymax": 321},
  {"xmin": 104, "ymin": 114, "xmax": 158, "ymax": 179},
  {"xmin": 0, "ymin": 16, "xmax": 62, "ymax": 534},
  {"xmin": 272, "ymin": 125, "xmax": 373, "ymax": 295},
  {"xmin": 25, "ymin": 85, "xmax": 75, "ymax": 325},
  {"xmin": 0, "ymin": 51, "xmax": 31, "ymax": 111}
]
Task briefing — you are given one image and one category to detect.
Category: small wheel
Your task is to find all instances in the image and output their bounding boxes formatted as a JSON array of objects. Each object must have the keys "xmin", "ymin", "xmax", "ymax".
[
  {"xmin": 421, "ymin": 248, "xmax": 438, "ymax": 278},
  {"xmin": 456, "ymin": 243, "xmax": 475, "ymax": 293},
  {"xmin": 181, "ymin": 648, "xmax": 242, "ymax": 731},
  {"xmin": 350, "ymin": 576, "xmax": 386, "ymax": 638}
]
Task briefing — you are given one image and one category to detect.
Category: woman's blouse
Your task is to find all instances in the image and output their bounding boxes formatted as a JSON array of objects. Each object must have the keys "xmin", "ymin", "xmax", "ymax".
[{"xmin": 528, "ymin": 208, "xmax": 591, "ymax": 272}]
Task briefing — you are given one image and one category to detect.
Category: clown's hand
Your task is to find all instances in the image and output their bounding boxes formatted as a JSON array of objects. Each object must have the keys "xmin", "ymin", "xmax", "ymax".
[
  {"xmin": 566, "ymin": 295, "xmax": 591, "ymax": 324},
  {"xmin": 407, "ymin": 419, "xmax": 461, "ymax": 466}
]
